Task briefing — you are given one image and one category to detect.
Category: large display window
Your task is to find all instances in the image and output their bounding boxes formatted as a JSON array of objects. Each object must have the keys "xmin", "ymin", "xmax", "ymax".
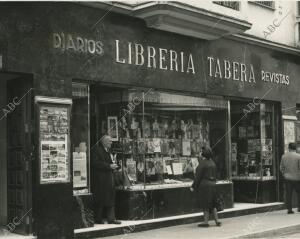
[
  {"xmin": 231, "ymin": 100, "xmax": 279, "ymax": 181},
  {"xmin": 96, "ymin": 88, "xmax": 229, "ymax": 190},
  {"xmin": 71, "ymin": 83, "xmax": 90, "ymax": 194}
]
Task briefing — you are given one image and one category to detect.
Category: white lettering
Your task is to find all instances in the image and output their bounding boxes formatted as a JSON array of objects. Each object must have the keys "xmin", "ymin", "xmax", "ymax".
[
  {"xmin": 180, "ymin": 52, "xmax": 184, "ymax": 73},
  {"xmin": 232, "ymin": 62, "xmax": 239, "ymax": 81},
  {"xmin": 224, "ymin": 60, "xmax": 231, "ymax": 79},
  {"xmin": 215, "ymin": 58, "xmax": 222, "ymax": 78},
  {"xmin": 147, "ymin": 46, "xmax": 156, "ymax": 68},
  {"xmin": 159, "ymin": 48, "xmax": 168, "ymax": 70},
  {"xmin": 249, "ymin": 65, "xmax": 255, "ymax": 83},
  {"xmin": 186, "ymin": 54, "xmax": 195, "ymax": 74},
  {"xmin": 115, "ymin": 40, "xmax": 125, "ymax": 64},
  {"xmin": 207, "ymin": 57, "xmax": 214, "ymax": 77},
  {"xmin": 53, "ymin": 33, "xmax": 61, "ymax": 48},
  {"xmin": 240, "ymin": 63, "xmax": 246, "ymax": 82},
  {"xmin": 170, "ymin": 50, "xmax": 178, "ymax": 71},
  {"xmin": 135, "ymin": 44, "xmax": 144, "ymax": 66},
  {"xmin": 128, "ymin": 42, "xmax": 132, "ymax": 64},
  {"xmin": 66, "ymin": 35, "xmax": 76, "ymax": 50},
  {"xmin": 53, "ymin": 33, "xmax": 104, "ymax": 55}
]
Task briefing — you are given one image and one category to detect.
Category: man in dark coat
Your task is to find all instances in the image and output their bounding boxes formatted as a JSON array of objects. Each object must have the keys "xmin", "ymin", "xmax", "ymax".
[
  {"xmin": 92, "ymin": 135, "xmax": 121, "ymax": 224},
  {"xmin": 280, "ymin": 142, "xmax": 300, "ymax": 214}
]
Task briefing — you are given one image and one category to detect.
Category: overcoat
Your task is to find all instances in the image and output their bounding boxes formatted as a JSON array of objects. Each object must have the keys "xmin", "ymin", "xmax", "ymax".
[
  {"xmin": 192, "ymin": 159, "xmax": 217, "ymax": 210},
  {"xmin": 91, "ymin": 144, "xmax": 115, "ymax": 207}
]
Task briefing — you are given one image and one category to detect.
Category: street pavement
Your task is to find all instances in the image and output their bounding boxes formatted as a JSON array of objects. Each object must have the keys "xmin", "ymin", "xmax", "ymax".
[
  {"xmin": 2, "ymin": 208, "xmax": 300, "ymax": 239},
  {"xmin": 101, "ymin": 209, "xmax": 300, "ymax": 239},
  {"xmin": 273, "ymin": 232, "xmax": 300, "ymax": 238}
]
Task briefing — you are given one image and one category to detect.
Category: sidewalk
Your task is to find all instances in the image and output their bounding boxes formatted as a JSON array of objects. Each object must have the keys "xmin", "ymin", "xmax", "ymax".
[
  {"xmin": 100, "ymin": 208, "xmax": 300, "ymax": 239},
  {"xmin": 0, "ymin": 229, "xmax": 34, "ymax": 239},
  {"xmin": 3, "ymin": 203, "xmax": 300, "ymax": 239},
  {"xmin": 75, "ymin": 202, "xmax": 285, "ymax": 238}
]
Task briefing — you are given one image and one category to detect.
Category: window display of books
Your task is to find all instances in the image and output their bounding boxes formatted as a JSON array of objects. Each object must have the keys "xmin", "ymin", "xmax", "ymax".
[
  {"xmin": 231, "ymin": 101, "xmax": 276, "ymax": 180},
  {"xmin": 98, "ymin": 90, "xmax": 229, "ymax": 188},
  {"xmin": 115, "ymin": 112, "xmax": 211, "ymax": 186},
  {"xmin": 231, "ymin": 138, "xmax": 273, "ymax": 179}
]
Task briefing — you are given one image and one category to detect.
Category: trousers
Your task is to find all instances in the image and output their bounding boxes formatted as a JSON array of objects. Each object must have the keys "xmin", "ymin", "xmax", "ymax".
[
  {"xmin": 95, "ymin": 204, "xmax": 116, "ymax": 223},
  {"xmin": 285, "ymin": 180, "xmax": 300, "ymax": 212}
]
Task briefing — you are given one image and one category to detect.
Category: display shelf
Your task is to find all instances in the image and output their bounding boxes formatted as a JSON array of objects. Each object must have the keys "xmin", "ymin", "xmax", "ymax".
[
  {"xmin": 73, "ymin": 189, "xmax": 90, "ymax": 196},
  {"xmin": 232, "ymin": 176, "xmax": 276, "ymax": 181},
  {"xmin": 117, "ymin": 180, "xmax": 232, "ymax": 191}
]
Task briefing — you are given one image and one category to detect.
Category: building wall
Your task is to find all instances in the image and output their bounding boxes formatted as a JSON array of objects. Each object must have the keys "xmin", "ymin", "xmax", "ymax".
[
  {"xmin": 0, "ymin": 78, "xmax": 7, "ymax": 224},
  {"xmin": 123, "ymin": 1, "xmax": 297, "ymax": 47},
  {"xmin": 198, "ymin": 1, "xmax": 297, "ymax": 46},
  {"xmin": 244, "ymin": 1, "xmax": 296, "ymax": 46},
  {"xmin": 0, "ymin": 2, "xmax": 299, "ymax": 108}
]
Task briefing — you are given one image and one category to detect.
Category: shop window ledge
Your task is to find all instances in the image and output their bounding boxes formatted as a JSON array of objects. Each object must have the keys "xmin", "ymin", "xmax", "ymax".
[
  {"xmin": 117, "ymin": 180, "xmax": 232, "ymax": 191},
  {"xmin": 232, "ymin": 176, "xmax": 276, "ymax": 181}
]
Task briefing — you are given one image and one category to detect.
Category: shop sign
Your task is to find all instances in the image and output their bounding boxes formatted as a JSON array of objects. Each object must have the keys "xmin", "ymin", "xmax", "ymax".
[
  {"xmin": 114, "ymin": 40, "xmax": 290, "ymax": 86},
  {"xmin": 207, "ymin": 56, "xmax": 290, "ymax": 86},
  {"xmin": 53, "ymin": 33, "xmax": 104, "ymax": 55},
  {"xmin": 115, "ymin": 40, "xmax": 195, "ymax": 74},
  {"xmin": 50, "ymin": 34, "xmax": 290, "ymax": 86}
]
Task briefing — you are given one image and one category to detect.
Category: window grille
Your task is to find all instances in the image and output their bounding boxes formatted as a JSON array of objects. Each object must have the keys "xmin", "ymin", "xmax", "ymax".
[
  {"xmin": 213, "ymin": 1, "xmax": 240, "ymax": 11},
  {"xmin": 251, "ymin": 1, "xmax": 275, "ymax": 9}
]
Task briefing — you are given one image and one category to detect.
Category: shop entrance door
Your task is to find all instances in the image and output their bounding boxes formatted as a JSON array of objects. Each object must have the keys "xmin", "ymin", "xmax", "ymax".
[{"xmin": 6, "ymin": 76, "xmax": 33, "ymax": 235}]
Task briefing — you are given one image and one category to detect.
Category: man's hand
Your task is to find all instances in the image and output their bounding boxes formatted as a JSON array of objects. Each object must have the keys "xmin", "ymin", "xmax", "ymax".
[
  {"xmin": 110, "ymin": 164, "xmax": 119, "ymax": 170},
  {"xmin": 190, "ymin": 187, "xmax": 194, "ymax": 192}
]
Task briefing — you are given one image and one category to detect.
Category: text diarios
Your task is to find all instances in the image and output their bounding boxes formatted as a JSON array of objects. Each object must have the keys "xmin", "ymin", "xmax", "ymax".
[
  {"xmin": 53, "ymin": 33, "xmax": 104, "ymax": 55},
  {"xmin": 115, "ymin": 40, "xmax": 195, "ymax": 74}
]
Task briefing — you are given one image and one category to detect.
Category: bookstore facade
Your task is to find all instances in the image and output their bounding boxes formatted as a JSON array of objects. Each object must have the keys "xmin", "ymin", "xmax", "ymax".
[{"xmin": 1, "ymin": 2, "xmax": 300, "ymax": 237}]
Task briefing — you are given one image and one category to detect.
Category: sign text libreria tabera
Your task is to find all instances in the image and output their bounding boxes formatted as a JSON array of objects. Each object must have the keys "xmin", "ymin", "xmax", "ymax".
[{"xmin": 53, "ymin": 33, "xmax": 290, "ymax": 86}]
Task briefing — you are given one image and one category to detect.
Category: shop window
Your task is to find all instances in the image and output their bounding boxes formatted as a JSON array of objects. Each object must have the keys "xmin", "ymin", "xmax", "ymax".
[
  {"xmin": 72, "ymin": 83, "xmax": 90, "ymax": 194},
  {"xmin": 96, "ymin": 88, "xmax": 229, "ymax": 189},
  {"xmin": 231, "ymin": 100, "xmax": 278, "ymax": 180}
]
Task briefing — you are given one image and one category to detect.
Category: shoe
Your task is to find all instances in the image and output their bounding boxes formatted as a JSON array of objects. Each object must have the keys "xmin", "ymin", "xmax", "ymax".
[
  {"xmin": 108, "ymin": 220, "xmax": 121, "ymax": 224},
  {"xmin": 288, "ymin": 211, "xmax": 294, "ymax": 214},
  {"xmin": 216, "ymin": 221, "xmax": 222, "ymax": 227},
  {"xmin": 95, "ymin": 220, "xmax": 105, "ymax": 224},
  {"xmin": 198, "ymin": 223, "xmax": 209, "ymax": 227}
]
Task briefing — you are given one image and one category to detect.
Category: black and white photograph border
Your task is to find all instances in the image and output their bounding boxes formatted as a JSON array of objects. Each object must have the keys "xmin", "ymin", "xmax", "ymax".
[{"xmin": 1, "ymin": 0, "xmax": 300, "ymax": 239}]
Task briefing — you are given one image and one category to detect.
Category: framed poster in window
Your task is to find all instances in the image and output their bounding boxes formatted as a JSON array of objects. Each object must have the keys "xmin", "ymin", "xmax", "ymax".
[
  {"xmin": 35, "ymin": 96, "xmax": 72, "ymax": 184},
  {"xmin": 107, "ymin": 116, "xmax": 118, "ymax": 141},
  {"xmin": 283, "ymin": 117, "xmax": 296, "ymax": 153}
]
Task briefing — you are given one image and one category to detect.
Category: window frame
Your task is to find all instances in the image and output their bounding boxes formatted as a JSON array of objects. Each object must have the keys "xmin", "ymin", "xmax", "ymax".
[
  {"xmin": 249, "ymin": 1, "xmax": 275, "ymax": 10},
  {"xmin": 71, "ymin": 82, "xmax": 91, "ymax": 194},
  {"xmin": 213, "ymin": 1, "xmax": 241, "ymax": 11}
]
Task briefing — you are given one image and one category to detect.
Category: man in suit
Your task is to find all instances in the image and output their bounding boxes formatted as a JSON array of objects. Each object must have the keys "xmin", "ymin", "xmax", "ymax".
[
  {"xmin": 280, "ymin": 142, "xmax": 300, "ymax": 214},
  {"xmin": 92, "ymin": 135, "xmax": 121, "ymax": 224}
]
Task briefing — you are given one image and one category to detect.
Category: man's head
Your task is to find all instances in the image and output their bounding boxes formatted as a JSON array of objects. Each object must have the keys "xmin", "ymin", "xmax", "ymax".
[
  {"xmin": 101, "ymin": 135, "xmax": 112, "ymax": 149},
  {"xmin": 288, "ymin": 142, "xmax": 296, "ymax": 152}
]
